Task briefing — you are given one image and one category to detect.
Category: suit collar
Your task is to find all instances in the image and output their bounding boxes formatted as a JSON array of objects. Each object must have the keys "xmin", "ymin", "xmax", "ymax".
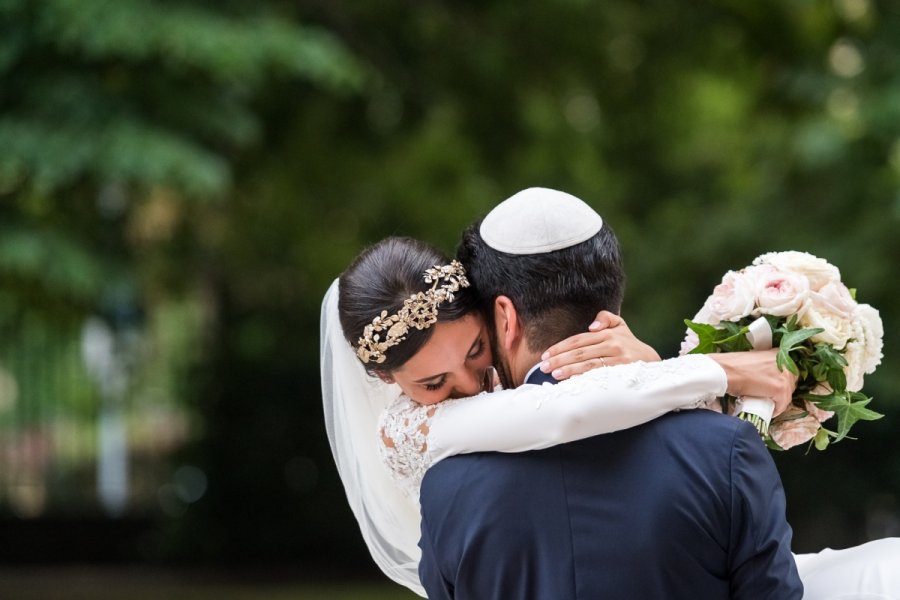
[{"xmin": 524, "ymin": 363, "xmax": 559, "ymax": 386}]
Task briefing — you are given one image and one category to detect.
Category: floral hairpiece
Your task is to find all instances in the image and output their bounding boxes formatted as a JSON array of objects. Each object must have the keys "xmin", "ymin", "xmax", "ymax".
[{"xmin": 356, "ymin": 260, "xmax": 470, "ymax": 364}]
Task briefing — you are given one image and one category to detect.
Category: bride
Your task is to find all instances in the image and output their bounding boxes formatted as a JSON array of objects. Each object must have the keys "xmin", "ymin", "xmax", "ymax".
[{"xmin": 321, "ymin": 236, "xmax": 899, "ymax": 599}]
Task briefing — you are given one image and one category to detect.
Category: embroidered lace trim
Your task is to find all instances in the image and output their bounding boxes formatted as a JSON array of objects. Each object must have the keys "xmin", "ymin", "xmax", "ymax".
[{"xmin": 377, "ymin": 395, "xmax": 454, "ymax": 498}]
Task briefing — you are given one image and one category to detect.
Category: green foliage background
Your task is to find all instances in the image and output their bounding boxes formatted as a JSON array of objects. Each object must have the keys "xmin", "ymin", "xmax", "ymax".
[{"xmin": 1, "ymin": 0, "xmax": 898, "ymax": 579}]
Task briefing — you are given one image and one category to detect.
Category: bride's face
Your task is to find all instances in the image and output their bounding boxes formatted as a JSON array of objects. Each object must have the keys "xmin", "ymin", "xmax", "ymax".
[{"xmin": 386, "ymin": 313, "xmax": 493, "ymax": 405}]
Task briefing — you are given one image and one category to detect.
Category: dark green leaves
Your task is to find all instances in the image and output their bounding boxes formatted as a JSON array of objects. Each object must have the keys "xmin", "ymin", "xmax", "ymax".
[
  {"xmin": 684, "ymin": 319, "xmax": 752, "ymax": 354},
  {"xmin": 774, "ymin": 322, "xmax": 823, "ymax": 376},
  {"xmin": 809, "ymin": 392, "xmax": 883, "ymax": 444}
]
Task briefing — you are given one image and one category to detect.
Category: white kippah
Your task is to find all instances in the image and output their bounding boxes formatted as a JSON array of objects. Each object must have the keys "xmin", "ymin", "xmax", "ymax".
[{"xmin": 480, "ymin": 187, "xmax": 604, "ymax": 254}]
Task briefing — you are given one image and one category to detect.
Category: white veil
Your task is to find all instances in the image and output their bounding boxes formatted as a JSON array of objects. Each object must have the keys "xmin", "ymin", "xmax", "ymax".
[{"xmin": 319, "ymin": 279, "xmax": 426, "ymax": 597}]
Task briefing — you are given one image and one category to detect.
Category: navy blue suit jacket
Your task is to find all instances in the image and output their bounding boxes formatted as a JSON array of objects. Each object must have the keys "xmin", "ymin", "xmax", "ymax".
[{"xmin": 418, "ymin": 369, "xmax": 802, "ymax": 599}]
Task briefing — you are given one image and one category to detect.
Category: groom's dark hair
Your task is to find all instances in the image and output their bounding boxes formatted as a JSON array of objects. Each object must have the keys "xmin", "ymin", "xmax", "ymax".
[{"xmin": 457, "ymin": 221, "xmax": 625, "ymax": 353}]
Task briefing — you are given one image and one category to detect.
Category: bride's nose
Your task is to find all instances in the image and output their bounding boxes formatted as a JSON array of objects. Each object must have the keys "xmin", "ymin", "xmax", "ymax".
[{"xmin": 454, "ymin": 367, "xmax": 483, "ymax": 398}]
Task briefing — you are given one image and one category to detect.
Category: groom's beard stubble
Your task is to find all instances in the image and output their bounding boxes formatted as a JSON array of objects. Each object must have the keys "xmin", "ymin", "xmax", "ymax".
[{"xmin": 487, "ymin": 329, "xmax": 516, "ymax": 389}]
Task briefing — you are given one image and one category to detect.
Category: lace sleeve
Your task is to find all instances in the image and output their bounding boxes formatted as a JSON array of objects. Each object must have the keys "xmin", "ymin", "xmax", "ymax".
[{"xmin": 377, "ymin": 396, "xmax": 451, "ymax": 496}]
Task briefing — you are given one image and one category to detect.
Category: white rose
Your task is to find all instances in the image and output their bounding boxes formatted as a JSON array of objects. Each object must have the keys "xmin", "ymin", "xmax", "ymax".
[
  {"xmin": 856, "ymin": 303, "xmax": 884, "ymax": 374},
  {"xmin": 842, "ymin": 304, "xmax": 884, "ymax": 392},
  {"xmin": 679, "ymin": 328, "xmax": 700, "ymax": 356},
  {"xmin": 753, "ymin": 251, "xmax": 841, "ymax": 291},
  {"xmin": 755, "ymin": 268, "xmax": 810, "ymax": 317},
  {"xmin": 809, "ymin": 282, "xmax": 856, "ymax": 319},
  {"xmin": 800, "ymin": 305, "xmax": 853, "ymax": 349},
  {"xmin": 701, "ymin": 270, "xmax": 757, "ymax": 323},
  {"xmin": 691, "ymin": 301, "xmax": 718, "ymax": 326},
  {"xmin": 843, "ymin": 340, "xmax": 866, "ymax": 392}
]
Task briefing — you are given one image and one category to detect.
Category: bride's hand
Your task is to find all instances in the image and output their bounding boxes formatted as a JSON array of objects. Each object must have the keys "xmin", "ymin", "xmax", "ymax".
[{"xmin": 539, "ymin": 311, "xmax": 661, "ymax": 380}]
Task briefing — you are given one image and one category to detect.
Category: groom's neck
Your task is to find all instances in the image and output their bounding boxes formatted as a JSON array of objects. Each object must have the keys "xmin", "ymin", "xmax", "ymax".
[{"xmin": 510, "ymin": 345, "xmax": 543, "ymax": 388}]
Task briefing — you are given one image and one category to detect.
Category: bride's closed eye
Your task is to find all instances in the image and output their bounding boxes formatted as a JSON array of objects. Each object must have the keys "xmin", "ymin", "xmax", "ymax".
[
  {"xmin": 468, "ymin": 338, "xmax": 486, "ymax": 360},
  {"xmin": 424, "ymin": 378, "xmax": 446, "ymax": 392},
  {"xmin": 422, "ymin": 337, "xmax": 486, "ymax": 392}
]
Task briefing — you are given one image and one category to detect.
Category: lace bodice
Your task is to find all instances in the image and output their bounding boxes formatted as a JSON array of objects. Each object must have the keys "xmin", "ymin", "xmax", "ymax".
[
  {"xmin": 378, "ymin": 354, "xmax": 727, "ymax": 495},
  {"xmin": 378, "ymin": 397, "xmax": 451, "ymax": 497}
]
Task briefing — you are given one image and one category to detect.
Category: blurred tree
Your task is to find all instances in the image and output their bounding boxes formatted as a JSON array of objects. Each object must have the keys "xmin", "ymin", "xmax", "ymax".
[
  {"xmin": 0, "ymin": 0, "xmax": 365, "ymax": 566},
  {"xmin": 0, "ymin": 0, "xmax": 362, "ymax": 312}
]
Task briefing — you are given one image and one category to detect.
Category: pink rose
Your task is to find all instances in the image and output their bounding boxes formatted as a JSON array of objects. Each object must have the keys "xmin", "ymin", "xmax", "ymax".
[
  {"xmin": 755, "ymin": 268, "xmax": 810, "ymax": 317},
  {"xmin": 769, "ymin": 405, "xmax": 820, "ymax": 449},
  {"xmin": 804, "ymin": 399, "xmax": 834, "ymax": 423}
]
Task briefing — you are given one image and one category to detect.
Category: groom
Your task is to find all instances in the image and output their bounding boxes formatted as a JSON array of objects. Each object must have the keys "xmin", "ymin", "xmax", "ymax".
[{"xmin": 417, "ymin": 188, "xmax": 803, "ymax": 599}]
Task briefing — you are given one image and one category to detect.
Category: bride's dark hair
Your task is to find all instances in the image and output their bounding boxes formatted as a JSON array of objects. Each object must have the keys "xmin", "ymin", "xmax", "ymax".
[{"xmin": 338, "ymin": 236, "xmax": 479, "ymax": 373}]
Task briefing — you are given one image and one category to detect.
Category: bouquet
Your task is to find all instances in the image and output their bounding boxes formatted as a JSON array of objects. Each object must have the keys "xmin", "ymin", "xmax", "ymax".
[{"xmin": 681, "ymin": 251, "xmax": 884, "ymax": 450}]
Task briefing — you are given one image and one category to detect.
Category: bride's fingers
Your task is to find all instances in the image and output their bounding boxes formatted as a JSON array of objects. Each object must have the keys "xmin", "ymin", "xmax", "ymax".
[
  {"xmin": 541, "ymin": 330, "xmax": 613, "ymax": 361},
  {"xmin": 589, "ymin": 311, "xmax": 625, "ymax": 331},
  {"xmin": 541, "ymin": 314, "xmax": 659, "ymax": 379},
  {"xmin": 541, "ymin": 345, "xmax": 621, "ymax": 378},
  {"xmin": 770, "ymin": 369, "xmax": 798, "ymax": 417},
  {"xmin": 545, "ymin": 357, "xmax": 613, "ymax": 381},
  {"xmin": 545, "ymin": 330, "xmax": 660, "ymax": 370}
]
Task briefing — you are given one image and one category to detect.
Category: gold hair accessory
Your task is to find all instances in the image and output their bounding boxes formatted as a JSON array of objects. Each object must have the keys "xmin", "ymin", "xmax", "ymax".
[{"xmin": 356, "ymin": 260, "xmax": 470, "ymax": 364}]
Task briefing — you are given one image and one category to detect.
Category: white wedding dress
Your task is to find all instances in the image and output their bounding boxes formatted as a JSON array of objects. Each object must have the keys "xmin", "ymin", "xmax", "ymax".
[{"xmin": 321, "ymin": 280, "xmax": 900, "ymax": 599}]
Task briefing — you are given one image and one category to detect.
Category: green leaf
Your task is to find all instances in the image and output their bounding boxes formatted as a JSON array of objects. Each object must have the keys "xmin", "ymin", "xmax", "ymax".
[
  {"xmin": 826, "ymin": 367, "xmax": 847, "ymax": 392},
  {"xmin": 683, "ymin": 319, "xmax": 754, "ymax": 354},
  {"xmin": 683, "ymin": 319, "xmax": 722, "ymax": 354},
  {"xmin": 776, "ymin": 345, "xmax": 799, "ymax": 376},
  {"xmin": 814, "ymin": 393, "xmax": 884, "ymax": 443},
  {"xmin": 811, "ymin": 360, "xmax": 829, "ymax": 382},
  {"xmin": 779, "ymin": 326, "xmax": 824, "ymax": 351},
  {"xmin": 775, "ymin": 325, "xmax": 823, "ymax": 376},
  {"xmin": 715, "ymin": 322, "xmax": 753, "ymax": 352},
  {"xmin": 813, "ymin": 343, "xmax": 848, "ymax": 369},
  {"xmin": 766, "ymin": 438, "xmax": 785, "ymax": 451},
  {"xmin": 814, "ymin": 427, "xmax": 830, "ymax": 451}
]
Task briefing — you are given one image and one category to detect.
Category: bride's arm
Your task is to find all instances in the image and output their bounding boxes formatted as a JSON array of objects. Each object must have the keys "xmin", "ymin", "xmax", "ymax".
[
  {"xmin": 428, "ymin": 354, "xmax": 725, "ymax": 460},
  {"xmin": 425, "ymin": 349, "xmax": 794, "ymax": 461},
  {"xmin": 377, "ymin": 353, "xmax": 726, "ymax": 488}
]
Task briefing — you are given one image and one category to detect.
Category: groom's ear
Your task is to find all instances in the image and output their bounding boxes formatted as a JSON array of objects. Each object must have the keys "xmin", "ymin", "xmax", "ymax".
[{"xmin": 493, "ymin": 296, "xmax": 521, "ymax": 351}]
